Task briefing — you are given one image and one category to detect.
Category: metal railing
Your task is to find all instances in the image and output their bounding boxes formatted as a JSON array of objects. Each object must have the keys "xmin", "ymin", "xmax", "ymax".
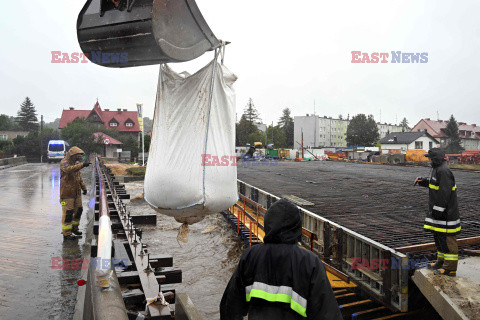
[{"xmin": 237, "ymin": 179, "xmax": 409, "ymax": 312}]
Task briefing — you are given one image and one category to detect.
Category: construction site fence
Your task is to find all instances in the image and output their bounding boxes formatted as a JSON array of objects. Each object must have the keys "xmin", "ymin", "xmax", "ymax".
[{"xmin": 237, "ymin": 180, "xmax": 409, "ymax": 313}]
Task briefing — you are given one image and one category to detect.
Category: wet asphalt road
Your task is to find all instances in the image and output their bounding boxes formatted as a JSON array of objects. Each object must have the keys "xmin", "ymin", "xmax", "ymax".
[
  {"xmin": 0, "ymin": 163, "xmax": 93, "ymax": 320},
  {"xmin": 0, "ymin": 163, "xmax": 243, "ymax": 320}
]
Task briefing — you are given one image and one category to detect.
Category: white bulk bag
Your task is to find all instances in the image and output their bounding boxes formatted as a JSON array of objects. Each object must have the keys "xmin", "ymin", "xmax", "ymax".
[{"xmin": 144, "ymin": 59, "xmax": 238, "ymax": 224}]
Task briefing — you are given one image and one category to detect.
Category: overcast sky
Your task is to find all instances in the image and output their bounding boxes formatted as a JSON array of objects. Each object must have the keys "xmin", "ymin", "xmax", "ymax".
[{"xmin": 1, "ymin": 0, "xmax": 479, "ymax": 127}]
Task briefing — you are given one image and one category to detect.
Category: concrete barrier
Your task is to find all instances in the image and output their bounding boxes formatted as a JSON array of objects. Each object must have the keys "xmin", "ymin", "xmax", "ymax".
[
  {"xmin": 0, "ymin": 156, "xmax": 27, "ymax": 169},
  {"xmin": 175, "ymin": 293, "xmax": 204, "ymax": 320},
  {"xmin": 82, "ymin": 267, "xmax": 129, "ymax": 320}
]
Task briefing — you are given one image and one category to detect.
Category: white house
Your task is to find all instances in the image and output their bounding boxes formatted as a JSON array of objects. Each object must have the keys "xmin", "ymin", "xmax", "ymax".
[{"xmin": 380, "ymin": 132, "xmax": 439, "ymax": 154}]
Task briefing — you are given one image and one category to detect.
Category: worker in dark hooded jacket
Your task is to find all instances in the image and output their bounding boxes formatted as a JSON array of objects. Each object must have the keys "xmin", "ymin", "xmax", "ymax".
[
  {"xmin": 220, "ymin": 199, "xmax": 341, "ymax": 319},
  {"xmin": 60, "ymin": 146, "xmax": 90, "ymax": 240},
  {"xmin": 414, "ymin": 148, "xmax": 460, "ymax": 276}
]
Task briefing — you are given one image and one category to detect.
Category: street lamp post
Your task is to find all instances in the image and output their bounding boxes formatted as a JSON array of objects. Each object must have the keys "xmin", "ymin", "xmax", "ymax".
[{"xmin": 137, "ymin": 104, "xmax": 144, "ymax": 166}]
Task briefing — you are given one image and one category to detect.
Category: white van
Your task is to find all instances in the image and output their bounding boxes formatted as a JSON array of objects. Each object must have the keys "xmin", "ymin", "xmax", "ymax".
[{"xmin": 47, "ymin": 140, "xmax": 69, "ymax": 163}]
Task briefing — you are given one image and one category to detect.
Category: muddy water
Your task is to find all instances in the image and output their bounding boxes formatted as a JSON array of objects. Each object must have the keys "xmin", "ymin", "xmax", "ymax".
[{"xmin": 124, "ymin": 181, "xmax": 245, "ymax": 320}]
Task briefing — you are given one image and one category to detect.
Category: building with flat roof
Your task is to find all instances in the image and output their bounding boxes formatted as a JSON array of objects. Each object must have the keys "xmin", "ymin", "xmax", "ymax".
[{"xmin": 294, "ymin": 114, "xmax": 403, "ymax": 148}]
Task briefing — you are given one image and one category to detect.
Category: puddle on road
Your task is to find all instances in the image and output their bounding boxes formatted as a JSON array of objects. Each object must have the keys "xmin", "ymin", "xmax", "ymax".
[{"xmin": 124, "ymin": 181, "xmax": 245, "ymax": 320}]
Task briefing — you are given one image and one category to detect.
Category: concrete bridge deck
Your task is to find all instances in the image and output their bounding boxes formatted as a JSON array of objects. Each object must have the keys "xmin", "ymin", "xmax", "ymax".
[
  {"xmin": 412, "ymin": 257, "xmax": 480, "ymax": 320},
  {"xmin": 0, "ymin": 163, "xmax": 92, "ymax": 319}
]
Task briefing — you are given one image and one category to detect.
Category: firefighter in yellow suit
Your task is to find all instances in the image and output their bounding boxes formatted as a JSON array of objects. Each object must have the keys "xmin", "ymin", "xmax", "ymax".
[{"xmin": 60, "ymin": 146, "xmax": 90, "ymax": 240}]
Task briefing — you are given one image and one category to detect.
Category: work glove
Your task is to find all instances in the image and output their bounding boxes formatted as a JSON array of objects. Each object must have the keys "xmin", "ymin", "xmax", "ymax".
[
  {"xmin": 83, "ymin": 162, "xmax": 91, "ymax": 168},
  {"xmin": 83, "ymin": 189, "xmax": 87, "ymax": 195},
  {"xmin": 414, "ymin": 177, "xmax": 422, "ymax": 186}
]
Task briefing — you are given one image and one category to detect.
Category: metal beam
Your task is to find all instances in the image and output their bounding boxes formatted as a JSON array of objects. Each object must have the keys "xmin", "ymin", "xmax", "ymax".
[{"xmin": 396, "ymin": 236, "xmax": 480, "ymax": 253}]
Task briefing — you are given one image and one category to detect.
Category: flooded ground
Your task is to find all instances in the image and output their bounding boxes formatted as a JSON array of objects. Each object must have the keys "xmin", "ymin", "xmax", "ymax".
[{"xmin": 124, "ymin": 181, "xmax": 245, "ymax": 320}]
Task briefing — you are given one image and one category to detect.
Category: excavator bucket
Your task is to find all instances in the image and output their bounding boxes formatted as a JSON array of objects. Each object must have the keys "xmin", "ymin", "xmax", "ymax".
[{"xmin": 77, "ymin": 0, "xmax": 221, "ymax": 68}]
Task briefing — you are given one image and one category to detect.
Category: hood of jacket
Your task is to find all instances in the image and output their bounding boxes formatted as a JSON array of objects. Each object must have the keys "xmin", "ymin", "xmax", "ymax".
[
  {"xmin": 66, "ymin": 146, "xmax": 85, "ymax": 163},
  {"xmin": 263, "ymin": 199, "xmax": 302, "ymax": 244},
  {"xmin": 426, "ymin": 148, "xmax": 445, "ymax": 167}
]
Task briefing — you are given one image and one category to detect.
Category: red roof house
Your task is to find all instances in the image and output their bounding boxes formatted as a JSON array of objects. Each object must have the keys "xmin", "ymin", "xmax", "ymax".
[
  {"xmin": 93, "ymin": 132, "xmax": 123, "ymax": 146},
  {"xmin": 93, "ymin": 132, "xmax": 124, "ymax": 158},
  {"xmin": 59, "ymin": 101, "xmax": 141, "ymax": 133},
  {"xmin": 411, "ymin": 118, "xmax": 480, "ymax": 150}
]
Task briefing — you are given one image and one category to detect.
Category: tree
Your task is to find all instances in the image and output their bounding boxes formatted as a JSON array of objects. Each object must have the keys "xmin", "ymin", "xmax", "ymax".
[
  {"xmin": 0, "ymin": 114, "xmax": 13, "ymax": 130},
  {"xmin": 236, "ymin": 115, "xmax": 262, "ymax": 146},
  {"xmin": 338, "ymin": 114, "xmax": 343, "ymax": 120},
  {"xmin": 244, "ymin": 98, "xmax": 260, "ymax": 123},
  {"xmin": 400, "ymin": 117, "xmax": 409, "ymax": 132},
  {"xmin": 13, "ymin": 132, "xmax": 41, "ymax": 161},
  {"xmin": 61, "ymin": 118, "xmax": 103, "ymax": 154},
  {"xmin": 247, "ymin": 131, "xmax": 266, "ymax": 146},
  {"xmin": 44, "ymin": 118, "xmax": 61, "ymax": 130},
  {"xmin": 143, "ymin": 117, "xmax": 154, "ymax": 134},
  {"xmin": 278, "ymin": 108, "xmax": 294, "ymax": 148},
  {"xmin": 144, "ymin": 134, "xmax": 151, "ymax": 153},
  {"xmin": 266, "ymin": 125, "xmax": 287, "ymax": 148},
  {"xmin": 123, "ymin": 136, "xmax": 140, "ymax": 160},
  {"xmin": 16, "ymin": 97, "xmax": 38, "ymax": 131},
  {"xmin": 0, "ymin": 140, "xmax": 14, "ymax": 157},
  {"xmin": 346, "ymin": 114, "xmax": 379, "ymax": 147},
  {"xmin": 444, "ymin": 115, "xmax": 464, "ymax": 153}
]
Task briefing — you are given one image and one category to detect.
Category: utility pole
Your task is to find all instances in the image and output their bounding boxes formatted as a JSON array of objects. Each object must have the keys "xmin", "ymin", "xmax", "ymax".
[
  {"xmin": 40, "ymin": 115, "xmax": 43, "ymax": 163},
  {"xmin": 264, "ymin": 118, "xmax": 267, "ymax": 147},
  {"xmin": 137, "ymin": 104, "xmax": 145, "ymax": 166},
  {"xmin": 301, "ymin": 129, "xmax": 304, "ymax": 159},
  {"xmin": 271, "ymin": 121, "xmax": 274, "ymax": 146}
]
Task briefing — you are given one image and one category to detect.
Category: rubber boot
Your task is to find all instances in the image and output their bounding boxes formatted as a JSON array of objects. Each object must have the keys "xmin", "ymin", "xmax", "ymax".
[
  {"xmin": 63, "ymin": 234, "xmax": 77, "ymax": 241},
  {"xmin": 434, "ymin": 268, "xmax": 456, "ymax": 277},
  {"xmin": 428, "ymin": 260, "xmax": 444, "ymax": 270}
]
